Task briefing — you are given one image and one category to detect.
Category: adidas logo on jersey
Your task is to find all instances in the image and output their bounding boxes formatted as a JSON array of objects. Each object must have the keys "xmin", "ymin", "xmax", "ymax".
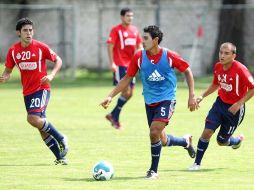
[{"xmin": 148, "ymin": 70, "xmax": 165, "ymax": 81}]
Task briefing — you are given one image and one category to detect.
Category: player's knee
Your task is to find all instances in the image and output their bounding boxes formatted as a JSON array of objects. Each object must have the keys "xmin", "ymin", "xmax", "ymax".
[
  {"xmin": 216, "ymin": 135, "xmax": 229, "ymax": 146},
  {"xmin": 27, "ymin": 115, "xmax": 41, "ymax": 128},
  {"xmin": 150, "ymin": 127, "xmax": 160, "ymax": 139}
]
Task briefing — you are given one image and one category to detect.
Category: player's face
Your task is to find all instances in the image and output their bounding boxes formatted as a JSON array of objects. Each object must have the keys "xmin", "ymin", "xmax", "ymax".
[
  {"xmin": 121, "ymin": 12, "xmax": 134, "ymax": 26},
  {"xmin": 17, "ymin": 24, "xmax": 34, "ymax": 45},
  {"xmin": 219, "ymin": 45, "xmax": 236, "ymax": 65},
  {"xmin": 142, "ymin": 33, "xmax": 155, "ymax": 51}
]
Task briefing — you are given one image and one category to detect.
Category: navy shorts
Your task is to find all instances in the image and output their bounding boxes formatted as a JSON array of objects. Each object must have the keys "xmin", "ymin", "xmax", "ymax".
[
  {"xmin": 205, "ymin": 96, "xmax": 245, "ymax": 140},
  {"xmin": 145, "ymin": 100, "xmax": 176, "ymax": 127},
  {"xmin": 24, "ymin": 89, "xmax": 50, "ymax": 118},
  {"xmin": 113, "ymin": 66, "xmax": 135, "ymax": 88}
]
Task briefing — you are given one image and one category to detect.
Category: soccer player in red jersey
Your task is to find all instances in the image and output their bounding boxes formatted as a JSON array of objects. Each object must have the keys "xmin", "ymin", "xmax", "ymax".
[
  {"xmin": 105, "ymin": 7, "xmax": 142, "ymax": 129},
  {"xmin": 189, "ymin": 42, "xmax": 254, "ymax": 171},
  {"xmin": 101, "ymin": 25, "xmax": 198, "ymax": 178},
  {"xmin": 0, "ymin": 18, "xmax": 68, "ymax": 165}
]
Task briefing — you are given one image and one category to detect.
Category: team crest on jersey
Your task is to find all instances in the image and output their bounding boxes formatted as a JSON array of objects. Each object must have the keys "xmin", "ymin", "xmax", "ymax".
[
  {"xmin": 19, "ymin": 62, "xmax": 37, "ymax": 70},
  {"xmin": 16, "ymin": 53, "xmax": 21, "ymax": 60},
  {"xmin": 148, "ymin": 70, "xmax": 165, "ymax": 81},
  {"xmin": 218, "ymin": 74, "xmax": 227, "ymax": 83}
]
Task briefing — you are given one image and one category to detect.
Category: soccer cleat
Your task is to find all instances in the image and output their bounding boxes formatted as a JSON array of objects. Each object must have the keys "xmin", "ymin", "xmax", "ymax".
[
  {"xmin": 105, "ymin": 114, "xmax": 122, "ymax": 129},
  {"xmin": 146, "ymin": 170, "xmax": 159, "ymax": 179},
  {"xmin": 54, "ymin": 157, "xmax": 68, "ymax": 165},
  {"xmin": 59, "ymin": 135, "xmax": 69, "ymax": 157},
  {"xmin": 188, "ymin": 163, "xmax": 200, "ymax": 171},
  {"xmin": 232, "ymin": 134, "xmax": 245, "ymax": 149},
  {"xmin": 183, "ymin": 134, "xmax": 196, "ymax": 158}
]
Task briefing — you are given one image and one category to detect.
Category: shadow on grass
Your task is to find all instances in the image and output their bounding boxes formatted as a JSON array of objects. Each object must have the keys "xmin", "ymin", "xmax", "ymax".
[
  {"xmin": 0, "ymin": 163, "xmax": 51, "ymax": 166},
  {"xmin": 161, "ymin": 167, "xmax": 227, "ymax": 173},
  {"xmin": 63, "ymin": 176, "xmax": 145, "ymax": 182}
]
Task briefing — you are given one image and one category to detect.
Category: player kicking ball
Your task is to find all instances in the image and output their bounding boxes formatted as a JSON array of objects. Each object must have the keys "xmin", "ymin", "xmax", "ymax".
[
  {"xmin": 189, "ymin": 42, "xmax": 254, "ymax": 171},
  {"xmin": 101, "ymin": 25, "xmax": 198, "ymax": 179},
  {"xmin": 0, "ymin": 18, "xmax": 68, "ymax": 165}
]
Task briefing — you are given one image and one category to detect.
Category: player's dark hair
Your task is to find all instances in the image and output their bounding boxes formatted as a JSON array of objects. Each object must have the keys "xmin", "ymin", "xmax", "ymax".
[
  {"xmin": 16, "ymin": 17, "xmax": 33, "ymax": 31},
  {"xmin": 143, "ymin": 25, "xmax": 163, "ymax": 44},
  {"xmin": 120, "ymin": 7, "xmax": 132, "ymax": 16}
]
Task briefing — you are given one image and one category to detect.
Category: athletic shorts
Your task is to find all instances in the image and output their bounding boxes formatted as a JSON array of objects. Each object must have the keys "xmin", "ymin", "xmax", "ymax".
[
  {"xmin": 24, "ymin": 89, "xmax": 50, "ymax": 118},
  {"xmin": 145, "ymin": 100, "xmax": 176, "ymax": 127},
  {"xmin": 113, "ymin": 66, "xmax": 135, "ymax": 88},
  {"xmin": 205, "ymin": 96, "xmax": 245, "ymax": 139}
]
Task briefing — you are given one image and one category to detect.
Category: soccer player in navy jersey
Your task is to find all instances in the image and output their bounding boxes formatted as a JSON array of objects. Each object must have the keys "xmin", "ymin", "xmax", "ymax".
[
  {"xmin": 189, "ymin": 42, "xmax": 254, "ymax": 171},
  {"xmin": 101, "ymin": 25, "xmax": 198, "ymax": 178},
  {"xmin": 106, "ymin": 8, "xmax": 142, "ymax": 129},
  {"xmin": 0, "ymin": 18, "xmax": 68, "ymax": 165}
]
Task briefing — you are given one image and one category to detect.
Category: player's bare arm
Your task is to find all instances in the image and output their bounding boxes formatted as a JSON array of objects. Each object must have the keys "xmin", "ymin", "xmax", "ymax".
[
  {"xmin": 107, "ymin": 43, "xmax": 117, "ymax": 72},
  {"xmin": 183, "ymin": 67, "xmax": 197, "ymax": 111},
  {"xmin": 229, "ymin": 88, "xmax": 254, "ymax": 115},
  {"xmin": 0, "ymin": 67, "xmax": 12, "ymax": 84},
  {"xmin": 40, "ymin": 56, "xmax": 62, "ymax": 84},
  {"xmin": 100, "ymin": 75, "xmax": 133, "ymax": 109},
  {"xmin": 197, "ymin": 83, "xmax": 219, "ymax": 104}
]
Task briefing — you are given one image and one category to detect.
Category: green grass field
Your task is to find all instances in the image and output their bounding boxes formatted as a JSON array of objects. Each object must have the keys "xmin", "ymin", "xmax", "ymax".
[{"xmin": 1, "ymin": 67, "xmax": 254, "ymax": 190}]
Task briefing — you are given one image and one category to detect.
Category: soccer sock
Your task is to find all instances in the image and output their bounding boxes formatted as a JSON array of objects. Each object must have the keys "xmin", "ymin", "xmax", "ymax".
[
  {"xmin": 44, "ymin": 135, "xmax": 61, "ymax": 160},
  {"xmin": 41, "ymin": 120, "xmax": 64, "ymax": 143},
  {"xmin": 166, "ymin": 134, "xmax": 187, "ymax": 147},
  {"xmin": 228, "ymin": 136, "xmax": 241, "ymax": 146},
  {"xmin": 195, "ymin": 138, "xmax": 209, "ymax": 165},
  {"xmin": 150, "ymin": 141, "xmax": 162, "ymax": 173},
  {"xmin": 111, "ymin": 96, "xmax": 127, "ymax": 121}
]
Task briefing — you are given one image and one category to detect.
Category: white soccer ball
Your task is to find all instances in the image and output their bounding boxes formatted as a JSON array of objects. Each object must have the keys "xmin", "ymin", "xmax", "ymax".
[{"xmin": 92, "ymin": 160, "xmax": 114, "ymax": 181}]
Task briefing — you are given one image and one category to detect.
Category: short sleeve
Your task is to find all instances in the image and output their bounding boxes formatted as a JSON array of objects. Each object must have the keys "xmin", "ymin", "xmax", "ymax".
[{"xmin": 5, "ymin": 48, "xmax": 15, "ymax": 69}]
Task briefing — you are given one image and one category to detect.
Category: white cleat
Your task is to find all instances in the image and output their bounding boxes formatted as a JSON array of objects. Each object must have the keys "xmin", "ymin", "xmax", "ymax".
[
  {"xmin": 183, "ymin": 134, "xmax": 196, "ymax": 158},
  {"xmin": 188, "ymin": 163, "xmax": 200, "ymax": 171},
  {"xmin": 59, "ymin": 135, "xmax": 69, "ymax": 157},
  {"xmin": 146, "ymin": 170, "xmax": 159, "ymax": 179},
  {"xmin": 232, "ymin": 134, "xmax": 245, "ymax": 149}
]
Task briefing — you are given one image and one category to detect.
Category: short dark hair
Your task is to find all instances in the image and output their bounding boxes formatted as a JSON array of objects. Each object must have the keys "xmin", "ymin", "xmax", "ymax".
[
  {"xmin": 16, "ymin": 17, "xmax": 33, "ymax": 31},
  {"xmin": 120, "ymin": 7, "xmax": 132, "ymax": 16},
  {"xmin": 143, "ymin": 25, "xmax": 163, "ymax": 44}
]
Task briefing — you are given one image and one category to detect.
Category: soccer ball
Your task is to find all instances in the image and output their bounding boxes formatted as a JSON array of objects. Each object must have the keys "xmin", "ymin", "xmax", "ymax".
[{"xmin": 92, "ymin": 161, "xmax": 114, "ymax": 181}]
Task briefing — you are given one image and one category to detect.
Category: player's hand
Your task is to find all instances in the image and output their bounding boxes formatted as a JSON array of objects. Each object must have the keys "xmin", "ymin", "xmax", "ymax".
[
  {"xmin": 40, "ymin": 75, "xmax": 54, "ymax": 84},
  {"xmin": 196, "ymin": 95, "xmax": 203, "ymax": 104},
  {"xmin": 110, "ymin": 63, "xmax": 117, "ymax": 72},
  {"xmin": 100, "ymin": 97, "xmax": 112, "ymax": 109},
  {"xmin": 0, "ymin": 74, "xmax": 9, "ymax": 84},
  {"xmin": 188, "ymin": 97, "xmax": 198, "ymax": 112},
  {"xmin": 228, "ymin": 102, "xmax": 241, "ymax": 115}
]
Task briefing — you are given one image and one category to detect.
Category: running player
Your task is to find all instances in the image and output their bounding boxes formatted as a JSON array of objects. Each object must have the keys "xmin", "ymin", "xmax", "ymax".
[
  {"xmin": 106, "ymin": 7, "xmax": 142, "ymax": 129},
  {"xmin": 101, "ymin": 25, "xmax": 198, "ymax": 178},
  {"xmin": 189, "ymin": 42, "xmax": 254, "ymax": 171},
  {"xmin": 0, "ymin": 18, "xmax": 69, "ymax": 165}
]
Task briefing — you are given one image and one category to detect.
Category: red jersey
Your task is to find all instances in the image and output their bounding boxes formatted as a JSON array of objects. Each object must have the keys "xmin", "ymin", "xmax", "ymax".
[
  {"xmin": 107, "ymin": 24, "xmax": 142, "ymax": 67},
  {"xmin": 127, "ymin": 48, "xmax": 189, "ymax": 77},
  {"xmin": 213, "ymin": 60, "xmax": 254, "ymax": 104},
  {"xmin": 5, "ymin": 39, "xmax": 57, "ymax": 96}
]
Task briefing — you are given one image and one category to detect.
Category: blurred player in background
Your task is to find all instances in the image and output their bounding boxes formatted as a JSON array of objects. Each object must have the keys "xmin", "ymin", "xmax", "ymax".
[
  {"xmin": 106, "ymin": 7, "xmax": 142, "ymax": 129},
  {"xmin": 0, "ymin": 18, "xmax": 68, "ymax": 165},
  {"xmin": 189, "ymin": 42, "xmax": 254, "ymax": 171},
  {"xmin": 101, "ymin": 25, "xmax": 198, "ymax": 179}
]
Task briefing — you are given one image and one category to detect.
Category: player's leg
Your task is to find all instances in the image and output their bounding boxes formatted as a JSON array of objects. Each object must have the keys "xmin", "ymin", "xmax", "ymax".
[
  {"xmin": 189, "ymin": 97, "xmax": 222, "ymax": 170},
  {"xmin": 147, "ymin": 120, "xmax": 166, "ymax": 179},
  {"xmin": 106, "ymin": 66, "xmax": 134, "ymax": 129},
  {"xmin": 25, "ymin": 90, "xmax": 68, "ymax": 159},
  {"xmin": 217, "ymin": 104, "xmax": 245, "ymax": 149}
]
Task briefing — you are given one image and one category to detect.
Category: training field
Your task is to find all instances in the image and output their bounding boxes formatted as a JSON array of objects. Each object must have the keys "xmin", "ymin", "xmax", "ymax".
[{"xmin": 1, "ymin": 69, "xmax": 254, "ymax": 190}]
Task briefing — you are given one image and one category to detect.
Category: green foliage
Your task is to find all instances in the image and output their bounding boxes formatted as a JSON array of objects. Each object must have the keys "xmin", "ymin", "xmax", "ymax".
[{"xmin": 1, "ymin": 69, "xmax": 254, "ymax": 190}]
